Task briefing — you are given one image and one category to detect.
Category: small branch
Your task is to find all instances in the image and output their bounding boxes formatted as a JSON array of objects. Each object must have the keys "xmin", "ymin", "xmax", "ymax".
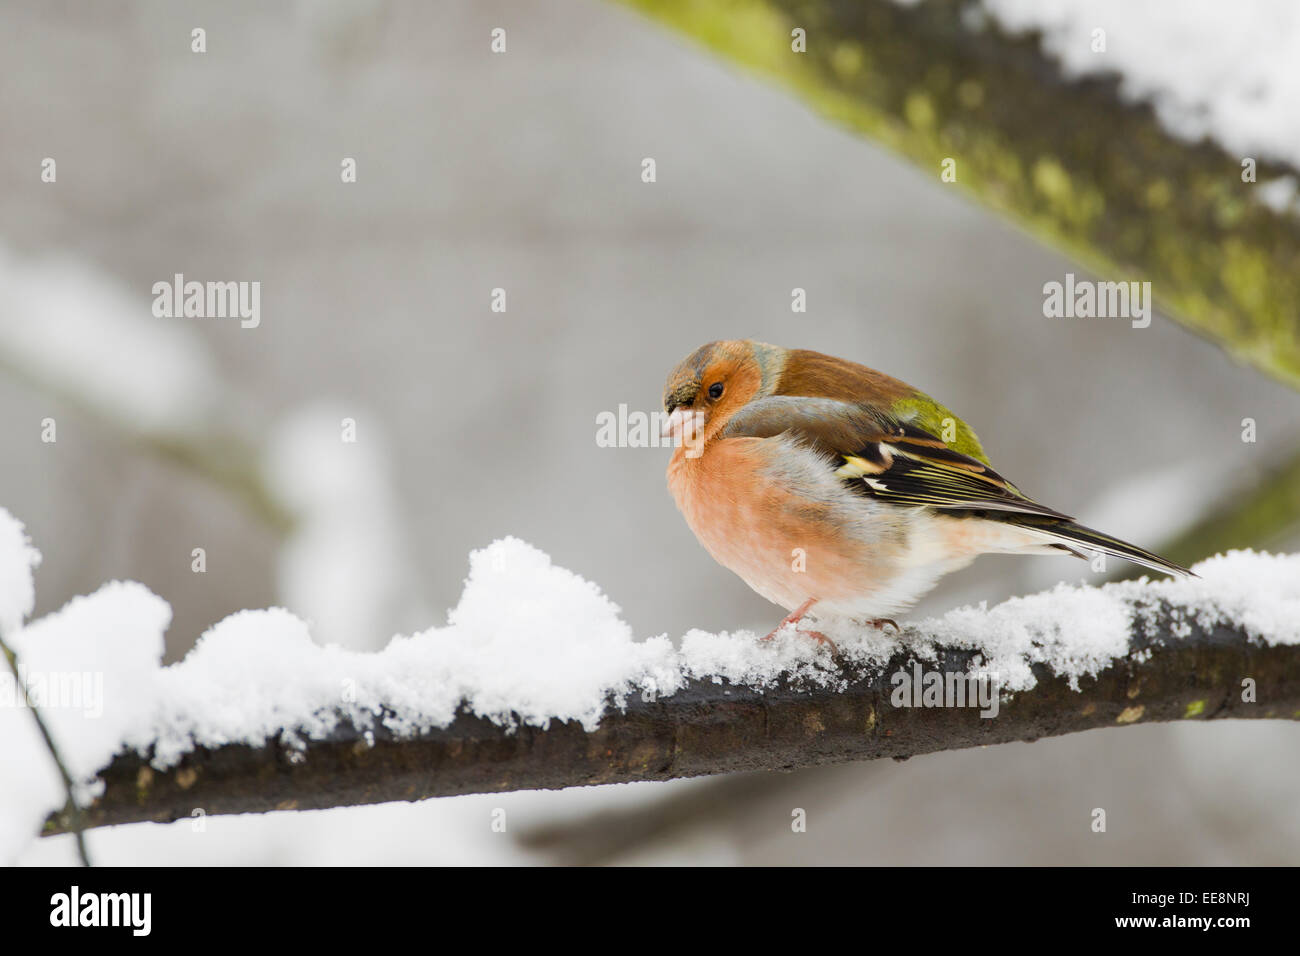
[
  {"xmin": 44, "ymin": 604, "xmax": 1300, "ymax": 836},
  {"xmin": 2, "ymin": 632, "xmax": 92, "ymax": 864}
]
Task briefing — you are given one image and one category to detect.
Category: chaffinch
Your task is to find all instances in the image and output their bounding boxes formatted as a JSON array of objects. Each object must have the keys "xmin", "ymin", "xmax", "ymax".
[{"xmin": 662, "ymin": 340, "xmax": 1190, "ymax": 646}]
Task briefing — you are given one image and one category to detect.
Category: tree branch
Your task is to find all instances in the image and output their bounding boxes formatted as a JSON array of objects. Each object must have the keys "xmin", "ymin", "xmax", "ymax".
[
  {"xmin": 617, "ymin": 0, "xmax": 1300, "ymax": 391},
  {"xmin": 43, "ymin": 603, "xmax": 1300, "ymax": 836}
]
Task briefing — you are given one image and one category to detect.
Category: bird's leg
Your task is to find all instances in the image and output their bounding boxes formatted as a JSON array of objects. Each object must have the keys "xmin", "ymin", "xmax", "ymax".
[
  {"xmin": 762, "ymin": 598, "xmax": 839, "ymax": 656},
  {"xmin": 763, "ymin": 597, "xmax": 817, "ymax": 639}
]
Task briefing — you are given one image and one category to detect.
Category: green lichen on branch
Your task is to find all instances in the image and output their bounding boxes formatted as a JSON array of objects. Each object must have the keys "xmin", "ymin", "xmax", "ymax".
[{"xmin": 618, "ymin": 0, "xmax": 1300, "ymax": 390}]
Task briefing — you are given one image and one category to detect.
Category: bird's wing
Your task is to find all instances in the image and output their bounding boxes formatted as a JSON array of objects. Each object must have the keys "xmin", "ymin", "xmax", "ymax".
[
  {"xmin": 771, "ymin": 348, "xmax": 993, "ymax": 465},
  {"xmin": 721, "ymin": 395, "xmax": 1072, "ymax": 520}
]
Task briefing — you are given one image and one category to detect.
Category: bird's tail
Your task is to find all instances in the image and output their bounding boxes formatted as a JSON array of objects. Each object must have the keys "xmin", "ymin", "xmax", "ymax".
[{"xmin": 1010, "ymin": 516, "xmax": 1194, "ymax": 578}]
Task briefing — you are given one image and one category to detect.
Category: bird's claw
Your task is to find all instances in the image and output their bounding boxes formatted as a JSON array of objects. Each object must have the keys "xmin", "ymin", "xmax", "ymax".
[
  {"xmin": 761, "ymin": 625, "xmax": 841, "ymax": 660},
  {"xmin": 760, "ymin": 598, "xmax": 840, "ymax": 660}
]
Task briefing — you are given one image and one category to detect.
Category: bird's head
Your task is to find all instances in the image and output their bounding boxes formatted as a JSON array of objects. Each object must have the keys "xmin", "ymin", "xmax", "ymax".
[{"xmin": 661, "ymin": 340, "xmax": 785, "ymax": 449}]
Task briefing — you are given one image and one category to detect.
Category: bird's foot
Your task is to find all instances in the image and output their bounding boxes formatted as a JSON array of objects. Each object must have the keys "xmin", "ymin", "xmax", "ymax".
[
  {"xmin": 865, "ymin": 618, "xmax": 900, "ymax": 633},
  {"xmin": 800, "ymin": 628, "xmax": 840, "ymax": 658},
  {"xmin": 760, "ymin": 625, "xmax": 841, "ymax": 659},
  {"xmin": 761, "ymin": 598, "xmax": 839, "ymax": 657}
]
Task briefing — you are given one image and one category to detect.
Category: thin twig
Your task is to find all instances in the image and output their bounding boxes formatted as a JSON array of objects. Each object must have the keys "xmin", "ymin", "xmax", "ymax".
[{"xmin": 1, "ymin": 631, "xmax": 92, "ymax": 865}]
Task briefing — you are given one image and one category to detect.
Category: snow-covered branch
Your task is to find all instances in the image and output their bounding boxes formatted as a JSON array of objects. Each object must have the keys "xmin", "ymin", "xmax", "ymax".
[
  {"xmin": 42, "ymin": 591, "xmax": 1300, "ymax": 836},
  {"xmin": 3, "ymin": 508, "xmax": 1290, "ymax": 841}
]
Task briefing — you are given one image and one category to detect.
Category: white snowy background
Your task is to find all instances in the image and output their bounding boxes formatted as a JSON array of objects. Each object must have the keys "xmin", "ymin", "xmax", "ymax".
[{"xmin": 2, "ymin": 0, "xmax": 1299, "ymax": 865}]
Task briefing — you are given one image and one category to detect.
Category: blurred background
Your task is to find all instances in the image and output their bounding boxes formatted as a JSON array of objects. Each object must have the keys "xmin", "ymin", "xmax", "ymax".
[{"xmin": 4, "ymin": 0, "xmax": 1299, "ymax": 865}]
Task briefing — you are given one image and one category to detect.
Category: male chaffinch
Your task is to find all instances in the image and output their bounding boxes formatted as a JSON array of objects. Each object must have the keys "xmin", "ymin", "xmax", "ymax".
[{"xmin": 662, "ymin": 340, "xmax": 1190, "ymax": 645}]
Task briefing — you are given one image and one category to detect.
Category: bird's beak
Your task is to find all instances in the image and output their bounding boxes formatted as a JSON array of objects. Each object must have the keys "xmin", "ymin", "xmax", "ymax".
[{"xmin": 662, "ymin": 406, "xmax": 707, "ymax": 456}]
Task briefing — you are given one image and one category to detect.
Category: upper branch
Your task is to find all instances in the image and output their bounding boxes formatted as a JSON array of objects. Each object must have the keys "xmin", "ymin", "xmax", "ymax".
[{"xmin": 619, "ymin": 0, "xmax": 1300, "ymax": 390}]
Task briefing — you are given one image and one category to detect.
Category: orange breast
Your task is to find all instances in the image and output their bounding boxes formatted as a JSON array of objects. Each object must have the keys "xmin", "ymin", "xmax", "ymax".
[{"xmin": 667, "ymin": 438, "xmax": 886, "ymax": 613}]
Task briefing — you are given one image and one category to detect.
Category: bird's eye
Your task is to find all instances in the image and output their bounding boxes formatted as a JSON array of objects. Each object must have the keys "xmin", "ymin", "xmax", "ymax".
[{"xmin": 707, "ymin": 382, "xmax": 724, "ymax": 400}]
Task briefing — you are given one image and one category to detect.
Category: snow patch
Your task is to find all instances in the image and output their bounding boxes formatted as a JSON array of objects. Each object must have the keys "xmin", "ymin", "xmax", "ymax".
[
  {"xmin": 134, "ymin": 536, "xmax": 682, "ymax": 768},
  {"xmin": 975, "ymin": 0, "xmax": 1300, "ymax": 172}
]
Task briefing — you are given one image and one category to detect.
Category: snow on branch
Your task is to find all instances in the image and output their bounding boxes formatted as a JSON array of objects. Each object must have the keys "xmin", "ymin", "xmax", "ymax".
[
  {"xmin": 46, "ymin": 596, "xmax": 1300, "ymax": 837},
  {"xmin": 2, "ymin": 508, "xmax": 1297, "ymax": 848}
]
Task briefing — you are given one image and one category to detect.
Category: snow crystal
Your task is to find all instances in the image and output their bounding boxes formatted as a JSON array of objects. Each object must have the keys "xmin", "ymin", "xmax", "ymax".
[
  {"xmin": 680, "ymin": 626, "xmax": 842, "ymax": 689},
  {"xmin": 918, "ymin": 580, "xmax": 1135, "ymax": 692}
]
